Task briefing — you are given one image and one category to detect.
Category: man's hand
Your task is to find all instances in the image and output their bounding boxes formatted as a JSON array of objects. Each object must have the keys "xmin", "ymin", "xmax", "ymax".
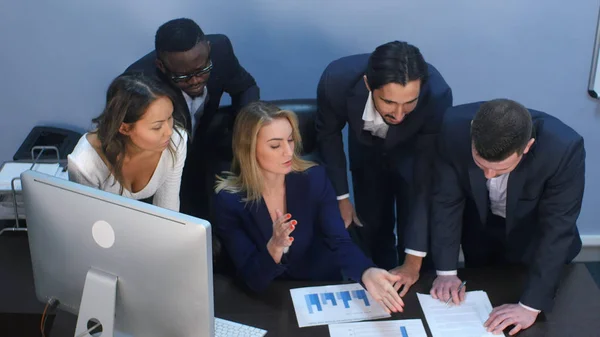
[
  {"xmin": 361, "ymin": 268, "xmax": 404, "ymax": 314},
  {"xmin": 389, "ymin": 255, "xmax": 422, "ymax": 296},
  {"xmin": 338, "ymin": 198, "xmax": 363, "ymax": 229},
  {"xmin": 484, "ymin": 304, "xmax": 538, "ymax": 335},
  {"xmin": 430, "ymin": 275, "xmax": 466, "ymax": 305}
]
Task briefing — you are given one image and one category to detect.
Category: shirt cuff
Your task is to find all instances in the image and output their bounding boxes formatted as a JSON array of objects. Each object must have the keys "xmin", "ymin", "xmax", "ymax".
[
  {"xmin": 436, "ymin": 270, "xmax": 458, "ymax": 276},
  {"xmin": 336, "ymin": 194, "xmax": 350, "ymax": 200},
  {"xmin": 519, "ymin": 302, "xmax": 541, "ymax": 313},
  {"xmin": 404, "ymin": 249, "xmax": 427, "ymax": 257}
]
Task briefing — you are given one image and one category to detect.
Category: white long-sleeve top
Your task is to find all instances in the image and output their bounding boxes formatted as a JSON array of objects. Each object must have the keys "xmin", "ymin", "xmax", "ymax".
[{"xmin": 67, "ymin": 128, "xmax": 187, "ymax": 211}]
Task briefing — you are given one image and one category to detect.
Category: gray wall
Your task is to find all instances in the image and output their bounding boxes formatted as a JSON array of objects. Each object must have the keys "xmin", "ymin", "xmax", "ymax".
[{"xmin": 1, "ymin": 0, "xmax": 599, "ymax": 234}]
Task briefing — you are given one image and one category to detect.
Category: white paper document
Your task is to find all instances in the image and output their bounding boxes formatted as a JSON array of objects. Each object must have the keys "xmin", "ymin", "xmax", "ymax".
[
  {"xmin": 289, "ymin": 283, "xmax": 390, "ymax": 327},
  {"xmin": 0, "ymin": 163, "xmax": 62, "ymax": 191},
  {"xmin": 328, "ymin": 319, "xmax": 427, "ymax": 337},
  {"xmin": 417, "ymin": 291, "xmax": 503, "ymax": 337}
]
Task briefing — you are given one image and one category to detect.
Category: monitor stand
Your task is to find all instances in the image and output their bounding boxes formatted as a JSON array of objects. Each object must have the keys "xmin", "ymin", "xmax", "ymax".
[{"xmin": 75, "ymin": 268, "xmax": 118, "ymax": 337}]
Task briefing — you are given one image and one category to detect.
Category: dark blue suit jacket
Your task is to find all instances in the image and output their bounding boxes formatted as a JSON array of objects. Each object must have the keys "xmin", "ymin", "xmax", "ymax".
[
  {"xmin": 213, "ymin": 166, "xmax": 375, "ymax": 292},
  {"xmin": 315, "ymin": 54, "xmax": 452, "ymax": 252},
  {"xmin": 431, "ymin": 102, "xmax": 585, "ymax": 311}
]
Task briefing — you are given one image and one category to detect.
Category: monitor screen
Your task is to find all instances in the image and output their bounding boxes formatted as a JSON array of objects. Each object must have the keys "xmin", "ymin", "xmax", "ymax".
[{"xmin": 21, "ymin": 170, "xmax": 214, "ymax": 337}]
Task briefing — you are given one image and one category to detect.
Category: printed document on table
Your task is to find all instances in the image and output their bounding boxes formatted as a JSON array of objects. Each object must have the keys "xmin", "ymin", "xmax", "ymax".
[
  {"xmin": 290, "ymin": 283, "xmax": 390, "ymax": 327},
  {"xmin": 417, "ymin": 291, "xmax": 503, "ymax": 337},
  {"xmin": 328, "ymin": 319, "xmax": 427, "ymax": 337}
]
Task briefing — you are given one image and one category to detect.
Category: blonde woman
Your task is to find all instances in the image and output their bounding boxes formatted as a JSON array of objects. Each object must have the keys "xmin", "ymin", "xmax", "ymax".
[
  {"xmin": 68, "ymin": 73, "xmax": 187, "ymax": 211},
  {"xmin": 214, "ymin": 101, "xmax": 405, "ymax": 313}
]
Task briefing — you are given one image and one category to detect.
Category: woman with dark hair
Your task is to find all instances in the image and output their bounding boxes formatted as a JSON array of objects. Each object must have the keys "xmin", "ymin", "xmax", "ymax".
[{"xmin": 68, "ymin": 73, "xmax": 187, "ymax": 211}]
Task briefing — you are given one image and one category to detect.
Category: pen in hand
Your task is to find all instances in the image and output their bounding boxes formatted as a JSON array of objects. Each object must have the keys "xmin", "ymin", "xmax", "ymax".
[{"xmin": 445, "ymin": 280, "xmax": 467, "ymax": 306}]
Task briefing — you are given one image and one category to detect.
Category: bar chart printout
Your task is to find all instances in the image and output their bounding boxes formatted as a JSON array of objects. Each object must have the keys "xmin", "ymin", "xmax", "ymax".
[
  {"xmin": 328, "ymin": 319, "xmax": 428, "ymax": 337},
  {"xmin": 417, "ymin": 291, "xmax": 503, "ymax": 337},
  {"xmin": 290, "ymin": 284, "xmax": 390, "ymax": 327}
]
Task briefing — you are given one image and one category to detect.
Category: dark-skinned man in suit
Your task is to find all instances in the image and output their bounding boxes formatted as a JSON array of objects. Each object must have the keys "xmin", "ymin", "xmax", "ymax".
[{"xmin": 125, "ymin": 18, "xmax": 259, "ymax": 220}]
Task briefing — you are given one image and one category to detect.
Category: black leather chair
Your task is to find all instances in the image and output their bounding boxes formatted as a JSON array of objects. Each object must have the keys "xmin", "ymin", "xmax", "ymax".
[
  {"xmin": 266, "ymin": 98, "xmax": 320, "ymax": 161},
  {"xmin": 208, "ymin": 98, "xmax": 319, "ymax": 163}
]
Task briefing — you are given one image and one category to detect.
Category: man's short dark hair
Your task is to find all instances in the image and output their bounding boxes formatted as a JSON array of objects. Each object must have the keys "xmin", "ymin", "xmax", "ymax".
[
  {"xmin": 155, "ymin": 18, "xmax": 205, "ymax": 55},
  {"xmin": 365, "ymin": 41, "xmax": 428, "ymax": 91},
  {"xmin": 471, "ymin": 99, "xmax": 533, "ymax": 162}
]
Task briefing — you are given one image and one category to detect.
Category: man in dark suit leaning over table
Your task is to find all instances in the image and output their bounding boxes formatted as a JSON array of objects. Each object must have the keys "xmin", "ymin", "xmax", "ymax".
[
  {"xmin": 124, "ymin": 18, "xmax": 259, "ymax": 220},
  {"xmin": 429, "ymin": 99, "xmax": 585, "ymax": 335},
  {"xmin": 315, "ymin": 41, "xmax": 452, "ymax": 291}
]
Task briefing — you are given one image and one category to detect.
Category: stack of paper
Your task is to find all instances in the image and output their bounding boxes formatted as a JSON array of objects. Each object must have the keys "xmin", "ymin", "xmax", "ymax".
[
  {"xmin": 328, "ymin": 319, "xmax": 427, "ymax": 337},
  {"xmin": 417, "ymin": 291, "xmax": 502, "ymax": 337},
  {"xmin": 0, "ymin": 163, "xmax": 63, "ymax": 191},
  {"xmin": 290, "ymin": 285, "xmax": 502, "ymax": 337}
]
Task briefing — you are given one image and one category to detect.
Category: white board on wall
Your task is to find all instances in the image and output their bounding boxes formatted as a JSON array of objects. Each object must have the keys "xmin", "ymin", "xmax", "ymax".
[{"xmin": 589, "ymin": 8, "xmax": 600, "ymax": 98}]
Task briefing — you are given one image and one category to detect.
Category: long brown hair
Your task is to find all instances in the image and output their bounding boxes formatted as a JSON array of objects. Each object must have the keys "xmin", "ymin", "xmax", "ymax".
[
  {"xmin": 215, "ymin": 101, "xmax": 316, "ymax": 203},
  {"xmin": 91, "ymin": 73, "xmax": 185, "ymax": 194}
]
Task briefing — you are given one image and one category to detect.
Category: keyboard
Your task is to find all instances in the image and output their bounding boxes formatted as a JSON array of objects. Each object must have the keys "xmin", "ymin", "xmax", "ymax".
[{"xmin": 215, "ymin": 317, "xmax": 267, "ymax": 337}]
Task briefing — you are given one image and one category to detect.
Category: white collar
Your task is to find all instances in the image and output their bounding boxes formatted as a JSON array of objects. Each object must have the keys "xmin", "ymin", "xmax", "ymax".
[
  {"xmin": 361, "ymin": 91, "xmax": 386, "ymax": 126},
  {"xmin": 361, "ymin": 91, "xmax": 389, "ymax": 138}
]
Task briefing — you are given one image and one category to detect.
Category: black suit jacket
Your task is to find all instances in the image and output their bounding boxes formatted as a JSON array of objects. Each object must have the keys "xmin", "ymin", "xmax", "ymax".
[
  {"xmin": 315, "ymin": 53, "xmax": 453, "ymax": 252},
  {"xmin": 125, "ymin": 34, "xmax": 259, "ymax": 218},
  {"xmin": 125, "ymin": 34, "xmax": 258, "ymax": 137},
  {"xmin": 431, "ymin": 102, "xmax": 585, "ymax": 311}
]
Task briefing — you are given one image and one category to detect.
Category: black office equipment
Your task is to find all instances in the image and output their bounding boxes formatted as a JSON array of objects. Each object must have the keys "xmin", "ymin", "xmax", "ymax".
[{"xmin": 13, "ymin": 126, "xmax": 81, "ymax": 161}]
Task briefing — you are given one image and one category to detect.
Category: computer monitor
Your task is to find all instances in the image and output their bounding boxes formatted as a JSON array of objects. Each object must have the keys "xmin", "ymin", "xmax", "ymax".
[{"xmin": 21, "ymin": 170, "xmax": 214, "ymax": 337}]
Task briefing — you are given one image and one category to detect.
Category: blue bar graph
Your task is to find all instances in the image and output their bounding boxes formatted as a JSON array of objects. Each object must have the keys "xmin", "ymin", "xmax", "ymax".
[
  {"xmin": 352, "ymin": 289, "xmax": 370, "ymax": 306},
  {"xmin": 304, "ymin": 289, "xmax": 371, "ymax": 314},
  {"xmin": 305, "ymin": 294, "xmax": 322, "ymax": 314},
  {"xmin": 337, "ymin": 291, "xmax": 352, "ymax": 308},
  {"xmin": 320, "ymin": 292, "xmax": 337, "ymax": 306}
]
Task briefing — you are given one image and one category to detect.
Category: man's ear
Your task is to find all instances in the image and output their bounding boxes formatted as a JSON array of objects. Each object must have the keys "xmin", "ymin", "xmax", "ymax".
[
  {"xmin": 523, "ymin": 138, "xmax": 536, "ymax": 154},
  {"xmin": 363, "ymin": 75, "xmax": 371, "ymax": 92},
  {"xmin": 119, "ymin": 123, "xmax": 133, "ymax": 136},
  {"xmin": 155, "ymin": 57, "xmax": 166, "ymax": 74}
]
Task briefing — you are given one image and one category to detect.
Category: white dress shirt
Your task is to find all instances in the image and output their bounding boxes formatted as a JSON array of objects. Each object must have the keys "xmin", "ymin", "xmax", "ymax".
[
  {"xmin": 337, "ymin": 92, "xmax": 427, "ymax": 258},
  {"xmin": 361, "ymin": 91, "xmax": 390, "ymax": 139},
  {"xmin": 487, "ymin": 173, "xmax": 509, "ymax": 218},
  {"xmin": 436, "ymin": 172, "xmax": 540, "ymax": 312},
  {"xmin": 337, "ymin": 92, "xmax": 388, "ymax": 201},
  {"xmin": 182, "ymin": 87, "xmax": 208, "ymax": 137}
]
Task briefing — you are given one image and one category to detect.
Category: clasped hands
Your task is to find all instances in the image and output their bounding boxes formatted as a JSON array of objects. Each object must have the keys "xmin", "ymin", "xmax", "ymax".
[
  {"xmin": 266, "ymin": 210, "xmax": 297, "ymax": 264},
  {"xmin": 430, "ymin": 275, "xmax": 538, "ymax": 335},
  {"xmin": 267, "ymin": 209, "xmax": 296, "ymax": 249},
  {"xmin": 358, "ymin": 262, "xmax": 422, "ymax": 314}
]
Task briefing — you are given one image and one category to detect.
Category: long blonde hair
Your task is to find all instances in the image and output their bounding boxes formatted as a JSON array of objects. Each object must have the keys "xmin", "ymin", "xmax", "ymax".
[{"xmin": 215, "ymin": 101, "xmax": 316, "ymax": 203}]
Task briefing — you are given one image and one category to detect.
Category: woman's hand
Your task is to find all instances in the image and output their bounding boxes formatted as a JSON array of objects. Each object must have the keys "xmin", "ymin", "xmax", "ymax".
[
  {"xmin": 361, "ymin": 267, "xmax": 405, "ymax": 314},
  {"xmin": 266, "ymin": 209, "xmax": 296, "ymax": 263},
  {"xmin": 270, "ymin": 209, "xmax": 296, "ymax": 247}
]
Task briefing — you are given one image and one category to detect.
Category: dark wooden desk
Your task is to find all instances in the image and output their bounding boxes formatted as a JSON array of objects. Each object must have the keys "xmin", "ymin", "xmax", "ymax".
[{"xmin": 1, "ymin": 232, "xmax": 599, "ymax": 337}]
